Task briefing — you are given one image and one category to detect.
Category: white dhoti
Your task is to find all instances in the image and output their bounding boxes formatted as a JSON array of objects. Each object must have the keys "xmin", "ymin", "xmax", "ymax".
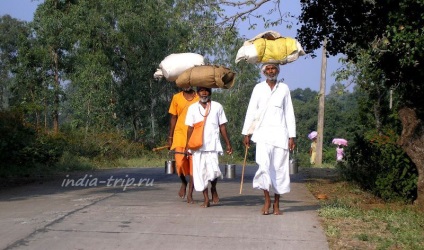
[
  {"xmin": 192, "ymin": 151, "xmax": 222, "ymax": 191},
  {"xmin": 253, "ymin": 142, "xmax": 290, "ymax": 194}
]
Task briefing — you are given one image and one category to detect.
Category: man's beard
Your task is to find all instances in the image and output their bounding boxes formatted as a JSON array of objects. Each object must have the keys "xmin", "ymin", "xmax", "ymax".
[
  {"xmin": 200, "ymin": 96, "xmax": 210, "ymax": 103},
  {"xmin": 265, "ymin": 73, "xmax": 278, "ymax": 81}
]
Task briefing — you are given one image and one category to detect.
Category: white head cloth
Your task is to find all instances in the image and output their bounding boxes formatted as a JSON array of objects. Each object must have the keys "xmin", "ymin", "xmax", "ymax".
[{"xmin": 261, "ymin": 63, "xmax": 280, "ymax": 74}]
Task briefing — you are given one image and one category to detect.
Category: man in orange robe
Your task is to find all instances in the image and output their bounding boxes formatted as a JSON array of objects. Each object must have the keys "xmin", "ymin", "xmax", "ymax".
[{"xmin": 168, "ymin": 87, "xmax": 199, "ymax": 203}]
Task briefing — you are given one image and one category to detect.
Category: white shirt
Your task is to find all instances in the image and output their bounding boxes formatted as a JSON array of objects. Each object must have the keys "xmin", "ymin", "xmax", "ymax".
[
  {"xmin": 185, "ymin": 101, "xmax": 228, "ymax": 152},
  {"xmin": 242, "ymin": 81, "xmax": 296, "ymax": 149}
]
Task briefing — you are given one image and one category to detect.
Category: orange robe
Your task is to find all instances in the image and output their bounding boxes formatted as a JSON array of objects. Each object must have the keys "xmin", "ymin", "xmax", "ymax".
[{"xmin": 168, "ymin": 92, "xmax": 199, "ymax": 175}]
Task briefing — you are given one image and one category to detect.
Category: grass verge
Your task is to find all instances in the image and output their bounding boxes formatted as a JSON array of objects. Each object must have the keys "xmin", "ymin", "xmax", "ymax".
[{"xmin": 304, "ymin": 167, "xmax": 424, "ymax": 250}]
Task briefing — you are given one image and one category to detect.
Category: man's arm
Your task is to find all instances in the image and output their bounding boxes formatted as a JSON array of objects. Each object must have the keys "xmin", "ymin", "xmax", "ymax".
[
  {"xmin": 219, "ymin": 123, "xmax": 232, "ymax": 155},
  {"xmin": 289, "ymin": 138, "xmax": 296, "ymax": 151},
  {"xmin": 168, "ymin": 114, "xmax": 177, "ymax": 147}
]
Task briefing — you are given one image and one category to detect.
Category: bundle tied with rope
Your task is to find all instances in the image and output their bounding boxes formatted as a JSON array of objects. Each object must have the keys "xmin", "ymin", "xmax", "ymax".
[
  {"xmin": 175, "ymin": 65, "xmax": 236, "ymax": 89},
  {"xmin": 235, "ymin": 30, "xmax": 305, "ymax": 65}
]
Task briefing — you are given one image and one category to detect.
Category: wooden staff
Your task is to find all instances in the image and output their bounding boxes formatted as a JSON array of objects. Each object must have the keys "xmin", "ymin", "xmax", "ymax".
[
  {"xmin": 152, "ymin": 145, "xmax": 169, "ymax": 152},
  {"xmin": 239, "ymin": 145, "xmax": 249, "ymax": 194}
]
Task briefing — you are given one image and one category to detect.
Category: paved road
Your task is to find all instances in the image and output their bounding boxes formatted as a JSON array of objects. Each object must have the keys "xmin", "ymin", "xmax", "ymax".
[{"xmin": 0, "ymin": 165, "xmax": 329, "ymax": 250}]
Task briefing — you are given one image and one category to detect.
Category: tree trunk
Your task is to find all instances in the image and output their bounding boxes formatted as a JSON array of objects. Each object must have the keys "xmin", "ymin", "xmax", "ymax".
[
  {"xmin": 398, "ymin": 107, "xmax": 424, "ymax": 210},
  {"xmin": 132, "ymin": 116, "xmax": 138, "ymax": 142},
  {"xmin": 316, "ymin": 38, "xmax": 327, "ymax": 165},
  {"xmin": 52, "ymin": 49, "xmax": 60, "ymax": 134},
  {"xmin": 149, "ymin": 79, "xmax": 156, "ymax": 139}
]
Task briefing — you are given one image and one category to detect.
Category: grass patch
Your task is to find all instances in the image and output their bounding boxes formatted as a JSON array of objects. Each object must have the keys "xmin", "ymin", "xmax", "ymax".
[{"xmin": 306, "ymin": 167, "xmax": 424, "ymax": 250}]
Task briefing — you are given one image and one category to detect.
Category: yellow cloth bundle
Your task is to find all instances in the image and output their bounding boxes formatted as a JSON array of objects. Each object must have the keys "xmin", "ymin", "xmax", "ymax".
[
  {"xmin": 235, "ymin": 30, "xmax": 305, "ymax": 65},
  {"xmin": 253, "ymin": 37, "xmax": 299, "ymax": 63}
]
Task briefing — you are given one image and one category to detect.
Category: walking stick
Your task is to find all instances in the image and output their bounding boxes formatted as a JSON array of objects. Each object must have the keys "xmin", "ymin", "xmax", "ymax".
[
  {"xmin": 152, "ymin": 145, "xmax": 169, "ymax": 152},
  {"xmin": 239, "ymin": 145, "xmax": 249, "ymax": 194}
]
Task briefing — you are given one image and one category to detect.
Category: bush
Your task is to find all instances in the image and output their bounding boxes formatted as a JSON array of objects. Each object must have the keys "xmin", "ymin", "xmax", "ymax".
[
  {"xmin": 339, "ymin": 130, "xmax": 417, "ymax": 202},
  {"xmin": 0, "ymin": 110, "xmax": 66, "ymax": 178},
  {"xmin": 61, "ymin": 130, "xmax": 147, "ymax": 160},
  {"xmin": 0, "ymin": 111, "xmax": 36, "ymax": 168}
]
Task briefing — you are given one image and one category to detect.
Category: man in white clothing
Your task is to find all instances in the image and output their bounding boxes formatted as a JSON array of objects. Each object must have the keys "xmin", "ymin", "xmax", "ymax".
[
  {"xmin": 241, "ymin": 63, "xmax": 296, "ymax": 215},
  {"xmin": 185, "ymin": 87, "xmax": 232, "ymax": 208}
]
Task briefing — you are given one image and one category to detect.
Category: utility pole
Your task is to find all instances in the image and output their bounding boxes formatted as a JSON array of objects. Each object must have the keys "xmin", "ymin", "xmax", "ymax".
[{"xmin": 316, "ymin": 38, "xmax": 327, "ymax": 165}]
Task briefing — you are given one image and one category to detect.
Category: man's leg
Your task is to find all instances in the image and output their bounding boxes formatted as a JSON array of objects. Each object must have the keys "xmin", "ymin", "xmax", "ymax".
[
  {"xmin": 273, "ymin": 194, "xmax": 281, "ymax": 215},
  {"xmin": 178, "ymin": 174, "xmax": 187, "ymax": 199},
  {"xmin": 210, "ymin": 178, "xmax": 219, "ymax": 204},
  {"xmin": 187, "ymin": 153, "xmax": 194, "ymax": 203},
  {"xmin": 262, "ymin": 190, "xmax": 271, "ymax": 215},
  {"xmin": 201, "ymin": 188, "xmax": 210, "ymax": 208},
  {"xmin": 187, "ymin": 175, "xmax": 194, "ymax": 203},
  {"xmin": 175, "ymin": 147, "xmax": 190, "ymax": 199}
]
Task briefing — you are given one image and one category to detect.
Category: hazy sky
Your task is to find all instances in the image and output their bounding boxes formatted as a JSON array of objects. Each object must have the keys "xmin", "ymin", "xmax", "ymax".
[{"xmin": 0, "ymin": 0, "xmax": 347, "ymax": 93}]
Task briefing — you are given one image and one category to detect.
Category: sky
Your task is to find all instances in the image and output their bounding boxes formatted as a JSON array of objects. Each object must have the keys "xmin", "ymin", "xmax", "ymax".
[{"xmin": 0, "ymin": 0, "xmax": 347, "ymax": 93}]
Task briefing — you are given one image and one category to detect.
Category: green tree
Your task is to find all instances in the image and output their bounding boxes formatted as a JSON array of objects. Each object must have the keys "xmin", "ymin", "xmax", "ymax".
[
  {"xmin": 291, "ymin": 87, "xmax": 318, "ymax": 152},
  {"xmin": 297, "ymin": 0, "xmax": 424, "ymax": 208},
  {"xmin": 29, "ymin": 0, "xmax": 77, "ymax": 134},
  {"xmin": 0, "ymin": 15, "xmax": 28, "ymax": 110}
]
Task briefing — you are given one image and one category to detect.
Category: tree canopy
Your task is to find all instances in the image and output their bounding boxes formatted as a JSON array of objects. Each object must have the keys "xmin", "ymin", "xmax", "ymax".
[{"xmin": 297, "ymin": 0, "xmax": 424, "ymax": 208}]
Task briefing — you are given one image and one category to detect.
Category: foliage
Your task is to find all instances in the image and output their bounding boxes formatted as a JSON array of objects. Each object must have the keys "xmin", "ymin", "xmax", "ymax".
[
  {"xmin": 297, "ymin": 0, "xmax": 424, "ymax": 140},
  {"xmin": 339, "ymin": 130, "xmax": 417, "ymax": 202},
  {"xmin": 0, "ymin": 110, "xmax": 65, "ymax": 178},
  {"xmin": 291, "ymin": 87, "xmax": 318, "ymax": 152},
  {"xmin": 298, "ymin": 0, "xmax": 423, "ymax": 205},
  {"xmin": 333, "ymin": 52, "xmax": 418, "ymax": 202},
  {"xmin": 0, "ymin": 15, "xmax": 30, "ymax": 110},
  {"xmin": 291, "ymin": 86, "xmax": 361, "ymax": 165}
]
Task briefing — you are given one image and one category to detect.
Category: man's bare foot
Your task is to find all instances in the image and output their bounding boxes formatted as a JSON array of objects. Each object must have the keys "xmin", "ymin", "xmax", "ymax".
[
  {"xmin": 261, "ymin": 208, "xmax": 269, "ymax": 215},
  {"xmin": 187, "ymin": 196, "xmax": 194, "ymax": 204},
  {"xmin": 261, "ymin": 200, "xmax": 271, "ymax": 215},
  {"xmin": 178, "ymin": 184, "xmax": 186, "ymax": 199},
  {"xmin": 211, "ymin": 187, "xmax": 219, "ymax": 204},
  {"xmin": 200, "ymin": 201, "xmax": 210, "ymax": 208},
  {"xmin": 273, "ymin": 203, "xmax": 281, "ymax": 215}
]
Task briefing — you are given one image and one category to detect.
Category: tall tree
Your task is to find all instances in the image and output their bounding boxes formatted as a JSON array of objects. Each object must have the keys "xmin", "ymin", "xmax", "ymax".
[
  {"xmin": 56, "ymin": 0, "xmax": 239, "ymax": 143},
  {"xmin": 297, "ymin": 0, "xmax": 424, "ymax": 208},
  {"xmin": 0, "ymin": 16, "xmax": 27, "ymax": 110},
  {"xmin": 30, "ymin": 0, "xmax": 77, "ymax": 134}
]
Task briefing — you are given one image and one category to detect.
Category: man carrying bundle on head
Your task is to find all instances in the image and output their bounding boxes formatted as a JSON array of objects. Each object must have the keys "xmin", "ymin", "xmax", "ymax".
[
  {"xmin": 185, "ymin": 86, "xmax": 232, "ymax": 208},
  {"xmin": 168, "ymin": 86, "xmax": 199, "ymax": 203},
  {"xmin": 241, "ymin": 63, "xmax": 296, "ymax": 215}
]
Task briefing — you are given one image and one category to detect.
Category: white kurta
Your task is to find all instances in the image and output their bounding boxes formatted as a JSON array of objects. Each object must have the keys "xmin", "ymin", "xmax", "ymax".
[
  {"xmin": 186, "ymin": 101, "xmax": 228, "ymax": 191},
  {"xmin": 242, "ymin": 81, "xmax": 296, "ymax": 194}
]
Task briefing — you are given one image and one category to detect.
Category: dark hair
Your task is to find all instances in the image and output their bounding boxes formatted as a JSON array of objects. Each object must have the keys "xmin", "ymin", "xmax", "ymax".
[{"xmin": 196, "ymin": 86, "xmax": 212, "ymax": 93}]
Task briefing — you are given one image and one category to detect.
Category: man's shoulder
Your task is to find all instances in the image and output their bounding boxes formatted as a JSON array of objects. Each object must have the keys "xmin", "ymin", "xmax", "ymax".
[
  {"xmin": 211, "ymin": 100, "xmax": 224, "ymax": 108},
  {"xmin": 170, "ymin": 92, "xmax": 182, "ymax": 102},
  {"xmin": 278, "ymin": 81, "xmax": 289, "ymax": 87},
  {"xmin": 188, "ymin": 101, "xmax": 198, "ymax": 109},
  {"xmin": 252, "ymin": 81, "xmax": 267, "ymax": 91},
  {"xmin": 256, "ymin": 81, "xmax": 267, "ymax": 86},
  {"xmin": 172, "ymin": 92, "xmax": 183, "ymax": 98},
  {"xmin": 276, "ymin": 82, "xmax": 290, "ymax": 92}
]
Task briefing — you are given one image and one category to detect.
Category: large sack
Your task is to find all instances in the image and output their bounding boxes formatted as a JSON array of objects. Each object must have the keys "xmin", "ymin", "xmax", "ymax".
[
  {"xmin": 155, "ymin": 53, "xmax": 204, "ymax": 81},
  {"xmin": 235, "ymin": 30, "xmax": 305, "ymax": 65},
  {"xmin": 175, "ymin": 65, "xmax": 236, "ymax": 89}
]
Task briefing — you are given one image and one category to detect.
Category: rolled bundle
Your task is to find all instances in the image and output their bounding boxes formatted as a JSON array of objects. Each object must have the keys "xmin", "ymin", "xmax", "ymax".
[
  {"xmin": 235, "ymin": 30, "xmax": 305, "ymax": 65},
  {"xmin": 155, "ymin": 53, "xmax": 204, "ymax": 81},
  {"xmin": 175, "ymin": 65, "xmax": 236, "ymax": 89}
]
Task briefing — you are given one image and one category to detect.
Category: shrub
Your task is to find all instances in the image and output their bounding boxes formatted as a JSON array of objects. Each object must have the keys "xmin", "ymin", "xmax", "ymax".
[
  {"xmin": 0, "ymin": 110, "xmax": 66, "ymax": 178},
  {"xmin": 0, "ymin": 111, "xmax": 36, "ymax": 168},
  {"xmin": 339, "ymin": 129, "xmax": 417, "ymax": 202}
]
